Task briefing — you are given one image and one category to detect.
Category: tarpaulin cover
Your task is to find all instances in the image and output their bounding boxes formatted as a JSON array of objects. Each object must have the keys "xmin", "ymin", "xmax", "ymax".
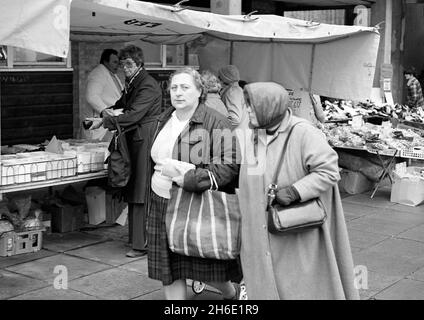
[
  {"xmin": 0, "ymin": 0, "xmax": 381, "ymax": 100},
  {"xmin": 0, "ymin": 0, "xmax": 71, "ymax": 58}
]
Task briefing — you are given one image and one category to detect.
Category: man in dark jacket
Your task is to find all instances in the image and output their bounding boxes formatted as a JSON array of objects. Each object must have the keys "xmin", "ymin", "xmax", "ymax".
[{"xmin": 102, "ymin": 45, "xmax": 162, "ymax": 257}]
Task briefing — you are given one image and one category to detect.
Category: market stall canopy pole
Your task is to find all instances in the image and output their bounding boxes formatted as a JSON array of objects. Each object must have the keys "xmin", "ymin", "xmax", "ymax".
[
  {"xmin": 0, "ymin": 0, "xmax": 380, "ymax": 100},
  {"xmin": 0, "ymin": 0, "xmax": 71, "ymax": 58}
]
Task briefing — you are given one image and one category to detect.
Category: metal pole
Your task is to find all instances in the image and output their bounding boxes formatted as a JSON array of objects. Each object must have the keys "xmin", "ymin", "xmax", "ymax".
[{"xmin": 384, "ymin": 0, "xmax": 393, "ymax": 65}]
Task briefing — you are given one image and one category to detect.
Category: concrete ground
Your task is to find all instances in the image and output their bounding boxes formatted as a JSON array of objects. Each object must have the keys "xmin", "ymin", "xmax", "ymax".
[{"xmin": 1, "ymin": 186, "xmax": 424, "ymax": 300}]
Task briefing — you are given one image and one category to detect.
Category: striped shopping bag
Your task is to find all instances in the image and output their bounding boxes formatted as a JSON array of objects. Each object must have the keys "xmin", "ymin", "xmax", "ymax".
[{"xmin": 165, "ymin": 186, "xmax": 241, "ymax": 260}]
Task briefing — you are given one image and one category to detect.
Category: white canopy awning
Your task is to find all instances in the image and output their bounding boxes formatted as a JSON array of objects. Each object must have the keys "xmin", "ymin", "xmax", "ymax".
[
  {"xmin": 0, "ymin": 0, "xmax": 381, "ymax": 100},
  {"xmin": 274, "ymin": 0, "xmax": 375, "ymax": 8}
]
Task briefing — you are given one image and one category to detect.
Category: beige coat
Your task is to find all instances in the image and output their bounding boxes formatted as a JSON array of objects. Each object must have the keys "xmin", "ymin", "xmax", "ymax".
[{"xmin": 238, "ymin": 110, "xmax": 359, "ymax": 300}]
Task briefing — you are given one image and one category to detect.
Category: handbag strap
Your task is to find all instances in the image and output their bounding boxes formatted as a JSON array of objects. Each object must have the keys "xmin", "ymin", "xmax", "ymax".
[
  {"xmin": 270, "ymin": 122, "xmax": 302, "ymax": 189},
  {"xmin": 207, "ymin": 170, "xmax": 219, "ymax": 191},
  {"xmin": 112, "ymin": 116, "xmax": 138, "ymax": 135}
]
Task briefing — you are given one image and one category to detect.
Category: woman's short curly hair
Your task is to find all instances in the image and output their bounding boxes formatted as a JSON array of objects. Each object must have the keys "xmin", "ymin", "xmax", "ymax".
[
  {"xmin": 169, "ymin": 67, "xmax": 207, "ymax": 103},
  {"xmin": 118, "ymin": 45, "xmax": 144, "ymax": 67},
  {"xmin": 201, "ymin": 70, "xmax": 222, "ymax": 94}
]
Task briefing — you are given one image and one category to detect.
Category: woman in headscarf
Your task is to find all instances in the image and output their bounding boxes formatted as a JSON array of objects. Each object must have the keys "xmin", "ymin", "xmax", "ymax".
[{"xmin": 238, "ymin": 82, "xmax": 359, "ymax": 300}]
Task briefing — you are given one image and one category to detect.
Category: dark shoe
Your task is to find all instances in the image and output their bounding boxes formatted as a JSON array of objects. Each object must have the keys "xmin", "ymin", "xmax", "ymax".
[
  {"xmin": 224, "ymin": 283, "xmax": 241, "ymax": 300},
  {"xmin": 126, "ymin": 249, "xmax": 147, "ymax": 258}
]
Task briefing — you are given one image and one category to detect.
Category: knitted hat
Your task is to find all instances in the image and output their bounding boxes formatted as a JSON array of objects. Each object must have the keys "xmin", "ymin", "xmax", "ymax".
[{"xmin": 218, "ymin": 65, "xmax": 240, "ymax": 84}]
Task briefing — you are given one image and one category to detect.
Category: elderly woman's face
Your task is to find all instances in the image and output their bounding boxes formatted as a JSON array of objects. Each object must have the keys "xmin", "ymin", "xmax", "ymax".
[
  {"xmin": 170, "ymin": 73, "xmax": 201, "ymax": 111},
  {"xmin": 120, "ymin": 58, "xmax": 138, "ymax": 78}
]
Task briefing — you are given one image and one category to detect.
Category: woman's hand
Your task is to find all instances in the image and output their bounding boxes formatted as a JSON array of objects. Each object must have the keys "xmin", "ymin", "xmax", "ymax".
[
  {"xmin": 89, "ymin": 119, "xmax": 104, "ymax": 130},
  {"xmin": 275, "ymin": 185, "xmax": 300, "ymax": 206}
]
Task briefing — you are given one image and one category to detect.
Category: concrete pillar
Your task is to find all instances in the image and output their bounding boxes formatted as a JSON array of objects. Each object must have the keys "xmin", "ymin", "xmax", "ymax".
[
  {"xmin": 371, "ymin": 0, "xmax": 403, "ymax": 103},
  {"xmin": 210, "ymin": 0, "xmax": 241, "ymax": 15}
]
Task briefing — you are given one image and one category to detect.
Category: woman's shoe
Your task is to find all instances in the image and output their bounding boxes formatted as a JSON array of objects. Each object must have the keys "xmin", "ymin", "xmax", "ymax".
[
  {"xmin": 126, "ymin": 249, "xmax": 147, "ymax": 258},
  {"xmin": 223, "ymin": 283, "xmax": 241, "ymax": 300}
]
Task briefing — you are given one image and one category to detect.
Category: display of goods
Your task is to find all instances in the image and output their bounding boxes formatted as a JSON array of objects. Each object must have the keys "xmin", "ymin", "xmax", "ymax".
[
  {"xmin": 323, "ymin": 99, "xmax": 424, "ymax": 124},
  {"xmin": 322, "ymin": 122, "xmax": 423, "ymax": 155},
  {"xmin": 0, "ymin": 152, "xmax": 77, "ymax": 186},
  {"xmin": 0, "ymin": 219, "xmax": 14, "ymax": 234},
  {"xmin": 23, "ymin": 209, "xmax": 44, "ymax": 231}
]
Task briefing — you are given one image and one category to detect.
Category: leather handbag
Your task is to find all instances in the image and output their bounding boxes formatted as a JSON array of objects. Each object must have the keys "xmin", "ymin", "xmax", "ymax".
[
  {"xmin": 267, "ymin": 123, "xmax": 327, "ymax": 234},
  {"xmin": 165, "ymin": 170, "xmax": 241, "ymax": 260},
  {"xmin": 106, "ymin": 118, "xmax": 137, "ymax": 188}
]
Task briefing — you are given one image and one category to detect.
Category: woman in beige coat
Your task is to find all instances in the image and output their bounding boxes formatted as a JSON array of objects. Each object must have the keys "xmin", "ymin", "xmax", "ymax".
[{"xmin": 238, "ymin": 82, "xmax": 359, "ymax": 300}]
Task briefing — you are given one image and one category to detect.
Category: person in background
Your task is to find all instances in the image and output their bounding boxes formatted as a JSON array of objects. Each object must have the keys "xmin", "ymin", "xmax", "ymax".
[
  {"xmin": 218, "ymin": 65, "xmax": 249, "ymax": 130},
  {"xmin": 101, "ymin": 45, "xmax": 163, "ymax": 258},
  {"xmin": 238, "ymin": 82, "xmax": 359, "ymax": 300},
  {"xmin": 201, "ymin": 70, "xmax": 228, "ymax": 117},
  {"xmin": 404, "ymin": 67, "xmax": 424, "ymax": 110},
  {"xmin": 85, "ymin": 49, "xmax": 124, "ymax": 140},
  {"xmin": 147, "ymin": 67, "xmax": 243, "ymax": 300},
  {"xmin": 238, "ymin": 80, "xmax": 248, "ymax": 89}
]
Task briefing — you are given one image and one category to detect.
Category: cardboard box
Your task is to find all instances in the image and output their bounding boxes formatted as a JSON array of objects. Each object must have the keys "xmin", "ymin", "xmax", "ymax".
[
  {"xmin": 50, "ymin": 204, "xmax": 85, "ymax": 233},
  {"xmin": 85, "ymin": 186, "xmax": 106, "ymax": 225},
  {"xmin": 390, "ymin": 167, "xmax": 424, "ymax": 207},
  {"xmin": 85, "ymin": 186, "xmax": 126, "ymax": 225},
  {"xmin": 338, "ymin": 169, "xmax": 374, "ymax": 195}
]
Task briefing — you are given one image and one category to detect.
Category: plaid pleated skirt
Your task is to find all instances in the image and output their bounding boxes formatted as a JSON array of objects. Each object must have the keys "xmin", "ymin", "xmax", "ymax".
[{"xmin": 147, "ymin": 191, "xmax": 243, "ymax": 286}]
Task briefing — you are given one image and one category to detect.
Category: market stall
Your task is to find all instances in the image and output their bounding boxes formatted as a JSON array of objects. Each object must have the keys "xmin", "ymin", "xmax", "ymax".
[
  {"xmin": 0, "ymin": 0, "xmax": 385, "ymax": 247},
  {"xmin": 1, "ymin": 1, "xmax": 382, "ymax": 188},
  {"xmin": 320, "ymin": 98, "xmax": 424, "ymax": 200}
]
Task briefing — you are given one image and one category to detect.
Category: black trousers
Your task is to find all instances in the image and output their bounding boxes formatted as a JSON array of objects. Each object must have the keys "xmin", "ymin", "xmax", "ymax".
[{"xmin": 128, "ymin": 203, "xmax": 147, "ymax": 251}]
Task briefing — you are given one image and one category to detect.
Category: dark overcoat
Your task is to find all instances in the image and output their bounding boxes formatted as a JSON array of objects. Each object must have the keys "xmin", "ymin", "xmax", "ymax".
[{"xmin": 103, "ymin": 69, "xmax": 162, "ymax": 204}]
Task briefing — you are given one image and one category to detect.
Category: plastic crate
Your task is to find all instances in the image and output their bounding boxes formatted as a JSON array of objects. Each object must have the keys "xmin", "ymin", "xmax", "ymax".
[
  {"xmin": 0, "ymin": 153, "xmax": 77, "ymax": 186},
  {"xmin": 401, "ymin": 147, "xmax": 424, "ymax": 160},
  {"xmin": 367, "ymin": 148, "xmax": 399, "ymax": 157},
  {"xmin": 0, "ymin": 229, "xmax": 44, "ymax": 257},
  {"xmin": 89, "ymin": 149, "xmax": 106, "ymax": 172},
  {"xmin": 0, "ymin": 231, "xmax": 15, "ymax": 257}
]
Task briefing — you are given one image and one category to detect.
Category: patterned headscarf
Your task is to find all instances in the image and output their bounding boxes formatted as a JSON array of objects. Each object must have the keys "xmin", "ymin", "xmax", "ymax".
[{"xmin": 243, "ymin": 82, "xmax": 290, "ymax": 130}]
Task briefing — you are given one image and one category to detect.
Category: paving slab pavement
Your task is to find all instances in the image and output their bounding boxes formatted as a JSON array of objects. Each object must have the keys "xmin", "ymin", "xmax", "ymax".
[
  {"xmin": 42, "ymin": 232, "xmax": 109, "ymax": 253},
  {"xmin": 398, "ymin": 225, "xmax": 424, "ymax": 243},
  {"xmin": 1, "ymin": 186, "xmax": 424, "ymax": 300},
  {"xmin": 357, "ymin": 270, "xmax": 403, "ymax": 300},
  {"xmin": 68, "ymin": 268, "xmax": 162, "ymax": 300},
  {"xmin": 0, "ymin": 270, "xmax": 49, "ymax": 300},
  {"xmin": 374, "ymin": 279, "xmax": 424, "ymax": 300},
  {"xmin": 0, "ymin": 249, "xmax": 57, "ymax": 269},
  {"xmin": 65, "ymin": 240, "xmax": 144, "ymax": 266},
  {"xmin": 9, "ymin": 286, "xmax": 99, "ymax": 300},
  {"xmin": 5, "ymin": 253, "xmax": 111, "ymax": 284}
]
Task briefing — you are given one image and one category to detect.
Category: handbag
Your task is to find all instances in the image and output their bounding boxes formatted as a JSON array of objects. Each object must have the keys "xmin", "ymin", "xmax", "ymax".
[
  {"xmin": 165, "ymin": 170, "xmax": 241, "ymax": 260},
  {"xmin": 106, "ymin": 118, "xmax": 137, "ymax": 188},
  {"xmin": 267, "ymin": 123, "xmax": 327, "ymax": 234}
]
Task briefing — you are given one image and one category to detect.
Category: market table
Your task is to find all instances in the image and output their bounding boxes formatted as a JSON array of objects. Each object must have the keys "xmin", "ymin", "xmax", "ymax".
[
  {"xmin": 332, "ymin": 145, "xmax": 421, "ymax": 198},
  {"xmin": 0, "ymin": 170, "xmax": 107, "ymax": 199}
]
